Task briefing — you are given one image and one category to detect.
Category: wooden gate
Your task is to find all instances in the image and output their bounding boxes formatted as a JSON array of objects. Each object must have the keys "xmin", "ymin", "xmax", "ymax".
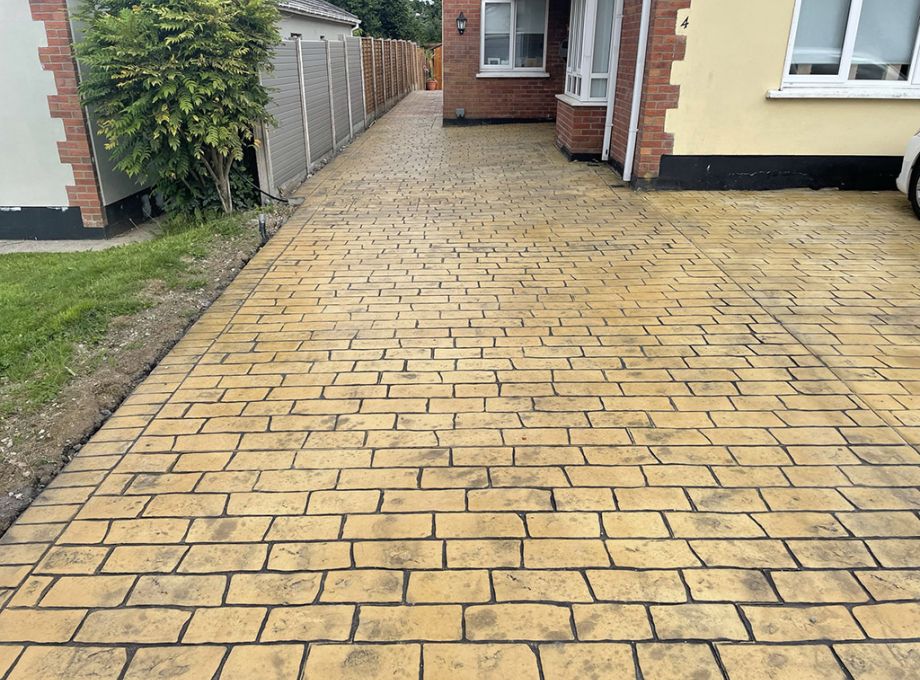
[{"xmin": 432, "ymin": 46, "xmax": 443, "ymax": 90}]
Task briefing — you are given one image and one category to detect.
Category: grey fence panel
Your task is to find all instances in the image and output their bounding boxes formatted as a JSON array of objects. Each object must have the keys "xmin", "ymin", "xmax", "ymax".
[
  {"xmin": 301, "ymin": 41, "xmax": 334, "ymax": 163},
  {"xmin": 329, "ymin": 41, "xmax": 350, "ymax": 147},
  {"xmin": 257, "ymin": 38, "xmax": 419, "ymax": 196},
  {"xmin": 346, "ymin": 38, "xmax": 365, "ymax": 135},
  {"xmin": 263, "ymin": 41, "xmax": 307, "ymax": 191}
]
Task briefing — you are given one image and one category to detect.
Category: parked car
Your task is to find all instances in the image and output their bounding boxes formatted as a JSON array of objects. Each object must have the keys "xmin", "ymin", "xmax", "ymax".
[{"xmin": 896, "ymin": 130, "xmax": 920, "ymax": 218}]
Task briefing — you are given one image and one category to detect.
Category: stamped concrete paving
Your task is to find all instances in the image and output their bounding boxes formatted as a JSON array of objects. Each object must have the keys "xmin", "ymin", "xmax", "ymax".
[{"xmin": 0, "ymin": 91, "xmax": 918, "ymax": 678}]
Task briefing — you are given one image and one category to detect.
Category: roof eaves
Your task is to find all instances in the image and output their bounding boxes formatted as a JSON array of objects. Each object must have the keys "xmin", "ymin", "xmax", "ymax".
[{"xmin": 279, "ymin": 1, "xmax": 361, "ymax": 26}]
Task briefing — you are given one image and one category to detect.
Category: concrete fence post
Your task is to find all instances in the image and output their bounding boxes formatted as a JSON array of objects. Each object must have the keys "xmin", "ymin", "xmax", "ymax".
[
  {"xmin": 397, "ymin": 41, "xmax": 403, "ymax": 96},
  {"xmin": 359, "ymin": 38, "xmax": 369, "ymax": 128},
  {"xmin": 254, "ymin": 71, "xmax": 276, "ymax": 198},
  {"xmin": 343, "ymin": 38, "xmax": 355, "ymax": 141},
  {"xmin": 369, "ymin": 38, "xmax": 379, "ymax": 122},
  {"xmin": 325, "ymin": 39, "xmax": 337, "ymax": 149},
  {"xmin": 381, "ymin": 40, "xmax": 389, "ymax": 110},
  {"xmin": 294, "ymin": 36, "xmax": 312, "ymax": 173}
]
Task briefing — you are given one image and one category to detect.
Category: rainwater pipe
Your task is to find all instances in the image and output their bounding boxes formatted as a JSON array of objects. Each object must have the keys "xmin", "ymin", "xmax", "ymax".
[
  {"xmin": 601, "ymin": 0, "xmax": 625, "ymax": 163},
  {"xmin": 619, "ymin": 0, "xmax": 653, "ymax": 184}
]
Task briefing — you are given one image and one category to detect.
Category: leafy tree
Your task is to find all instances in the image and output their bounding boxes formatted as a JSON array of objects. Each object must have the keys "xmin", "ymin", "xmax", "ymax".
[
  {"xmin": 339, "ymin": 0, "xmax": 441, "ymax": 44},
  {"xmin": 75, "ymin": 0, "xmax": 280, "ymax": 213},
  {"xmin": 412, "ymin": 0, "xmax": 442, "ymax": 45}
]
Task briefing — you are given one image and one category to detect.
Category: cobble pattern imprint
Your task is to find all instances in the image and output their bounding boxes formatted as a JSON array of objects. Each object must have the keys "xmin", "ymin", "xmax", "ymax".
[{"xmin": 0, "ymin": 92, "xmax": 917, "ymax": 678}]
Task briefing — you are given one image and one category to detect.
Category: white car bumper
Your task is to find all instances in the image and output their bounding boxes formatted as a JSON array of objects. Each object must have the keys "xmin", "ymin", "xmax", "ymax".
[{"xmin": 897, "ymin": 135, "xmax": 920, "ymax": 194}]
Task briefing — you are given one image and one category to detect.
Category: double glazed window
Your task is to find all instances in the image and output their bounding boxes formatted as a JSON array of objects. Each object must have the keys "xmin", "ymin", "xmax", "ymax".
[
  {"xmin": 785, "ymin": 0, "xmax": 920, "ymax": 87},
  {"xmin": 481, "ymin": 0, "xmax": 548, "ymax": 71},
  {"xmin": 565, "ymin": 0, "xmax": 616, "ymax": 101}
]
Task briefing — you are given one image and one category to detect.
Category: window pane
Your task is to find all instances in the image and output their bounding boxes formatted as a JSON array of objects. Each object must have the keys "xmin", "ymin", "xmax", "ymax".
[
  {"xmin": 790, "ymin": 0, "xmax": 851, "ymax": 75},
  {"xmin": 593, "ymin": 0, "xmax": 615, "ymax": 74},
  {"xmin": 484, "ymin": 2, "xmax": 511, "ymax": 66},
  {"xmin": 851, "ymin": 0, "xmax": 920, "ymax": 80},
  {"xmin": 567, "ymin": 0, "xmax": 584, "ymax": 72},
  {"xmin": 590, "ymin": 78, "xmax": 607, "ymax": 98},
  {"xmin": 515, "ymin": 0, "xmax": 546, "ymax": 68}
]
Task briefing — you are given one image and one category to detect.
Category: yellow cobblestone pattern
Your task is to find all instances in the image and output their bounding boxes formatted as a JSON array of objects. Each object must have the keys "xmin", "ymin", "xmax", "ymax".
[{"xmin": 0, "ymin": 92, "xmax": 918, "ymax": 678}]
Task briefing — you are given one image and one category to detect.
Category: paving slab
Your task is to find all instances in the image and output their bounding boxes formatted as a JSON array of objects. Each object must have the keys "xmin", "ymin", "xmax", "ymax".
[{"xmin": 0, "ymin": 91, "xmax": 918, "ymax": 678}]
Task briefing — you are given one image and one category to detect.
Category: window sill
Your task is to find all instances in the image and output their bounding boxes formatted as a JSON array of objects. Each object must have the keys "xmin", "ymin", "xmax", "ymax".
[
  {"xmin": 556, "ymin": 93, "xmax": 607, "ymax": 107},
  {"xmin": 767, "ymin": 86, "xmax": 920, "ymax": 100},
  {"xmin": 477, "ymin": 71, "xmax": 551, "ymax": 79}
]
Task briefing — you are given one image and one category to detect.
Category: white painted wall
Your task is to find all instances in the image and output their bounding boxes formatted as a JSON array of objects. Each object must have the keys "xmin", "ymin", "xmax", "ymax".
[
  {"xmin": 0, "ymin": 0, "xmax": 75, "ymax": 207},
  {"xmin": 279, "ymin": 12, "xmax": 356, "ymax": 41}
]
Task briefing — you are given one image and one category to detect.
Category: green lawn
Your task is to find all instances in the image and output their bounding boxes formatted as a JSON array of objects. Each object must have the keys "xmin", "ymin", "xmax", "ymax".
[{"xmin": 0, "ymin": 213, "xmax": 254, "ymax": 416}]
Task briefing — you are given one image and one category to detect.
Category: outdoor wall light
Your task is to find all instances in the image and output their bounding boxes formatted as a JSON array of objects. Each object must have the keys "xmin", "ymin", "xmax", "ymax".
[{"xmin": 457, "ymin": 12, "xmax": 467, "ymax": 35}]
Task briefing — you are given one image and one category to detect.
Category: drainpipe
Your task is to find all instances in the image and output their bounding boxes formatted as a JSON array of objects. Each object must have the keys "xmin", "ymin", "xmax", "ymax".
[
  {"xmin": 622, "ymin": 0, "xmax": 653, "ymax": 183},
  {"xmin": 602, "ymin": 0, "xmax": 625, "ymax": 162}
]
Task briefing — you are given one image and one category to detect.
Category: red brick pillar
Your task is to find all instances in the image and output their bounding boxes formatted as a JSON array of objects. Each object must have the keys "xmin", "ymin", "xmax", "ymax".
[
  {"xmin": 634, "ymin": 0, "xmax": 690, "ymax": 179},
  {"xmin": 29, "ymin": 0, "xmax": 105, "ymax": 228},
  {"xmin": 609, "ymin": 0, "xmax": 689, "ymax": 182}
]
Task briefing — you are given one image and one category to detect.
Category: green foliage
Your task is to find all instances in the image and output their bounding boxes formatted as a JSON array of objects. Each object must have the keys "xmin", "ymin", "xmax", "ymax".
[
  {"xmin": 341, "ymin": 0, "xmax": 441, "ymax": 44},
  {"xmin": 159, "ymin": 160, "xmax": 260, "ymax": 213},
  {"xmin": 75, "ymin": 0, "xmax": 280, "ymax": 213},
  {"xmin": 0, "ymin": 212, "xmax": 252, "ymax": 415}
]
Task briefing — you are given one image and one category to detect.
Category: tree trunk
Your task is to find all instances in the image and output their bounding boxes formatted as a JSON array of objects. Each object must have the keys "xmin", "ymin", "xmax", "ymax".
[
  {"xmin": 204, "ymin": 151, "xmax": 234, "ymax": 214},
  {"xmin": 218, "ymin": 163, "xmax": 233, "ymax": 214}
]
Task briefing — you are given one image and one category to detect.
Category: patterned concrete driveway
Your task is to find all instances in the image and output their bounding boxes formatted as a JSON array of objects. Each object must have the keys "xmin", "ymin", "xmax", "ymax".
[{"xmin": 0, "ymin": 91, "xmax": 918, "ymax": 678}]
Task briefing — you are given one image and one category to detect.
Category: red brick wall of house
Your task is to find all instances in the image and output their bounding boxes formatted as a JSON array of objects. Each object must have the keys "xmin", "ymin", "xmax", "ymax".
[
  {"xmin": 608, "ymin": 0, "xmax": 641, "ymax": 170},
  {"xmin": 442, "ymin": 0, "xmax": 569, "ymax": 121},
  {"xmin": 610, "ymin": 0, "xmax": 689, "ymax": 180},
  {"xmin": 555, "ymin": 99, "xmax": 607, "ymax": 156},
  {"xmin": 635, "ymin": 0, "xmax": 688, "ymax": 178},
  {"xmin": 29, "ymin": 0, "xmax": 105, "ymax": 228}
]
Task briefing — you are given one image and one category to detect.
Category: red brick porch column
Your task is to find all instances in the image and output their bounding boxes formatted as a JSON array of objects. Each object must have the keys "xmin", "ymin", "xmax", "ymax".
[{"xmin": 29, "ymin": 0, "xmax": 105, "ymax": 229}]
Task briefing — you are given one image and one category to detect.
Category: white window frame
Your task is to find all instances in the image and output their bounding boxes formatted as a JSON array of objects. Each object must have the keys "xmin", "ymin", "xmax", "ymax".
[
  {"xmin": 479, "ymin": 0, "xmax": 549, "ymax": 75},
  {"xmin": 777, "ymin": 0, "xmax": 920, "ymax": 97},
  {"xmin": 565, "ymin": 0, "xmax": 619, "ymax": 103}
]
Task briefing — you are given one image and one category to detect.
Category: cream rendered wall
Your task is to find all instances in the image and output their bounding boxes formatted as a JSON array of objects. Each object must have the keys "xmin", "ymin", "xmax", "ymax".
[
  {"xmin": 666, "ymin": 0, "xmax": 920, "ymax": 157},
  {"xmin": 279, "ymin": 13, "xmax": 356, "ymax": 41},
  {"xmin": 0, "ymin": 0, "xmax": 75, "ymax": 207}
]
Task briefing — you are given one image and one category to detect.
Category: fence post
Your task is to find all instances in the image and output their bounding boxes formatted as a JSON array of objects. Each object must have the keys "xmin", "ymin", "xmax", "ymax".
[
  {"xmin": 294, "ymin": 36, "xmax": 312, "ymax": 174},
  {"xmin": 254, "ymin": 71, "xmax": 276, "ymax": 198},
  {"xmin": 397, "ymin": 41, "xmax": 403, "ymax": 96},
  {"xmin": 381, "ymin": 40, "xmax": 389, "ymax": 110},
  {"xmin": 325, "ymin": 39, "xmax": 337, "ymax": 149},
  {"xmin": 359, "ymin": 38, "xmax": 369, "ymax": 129},
  {"xmin": 369, "ymin": 39, "xmax": 378, "ymax": 122},
  {"xmin": 343, "ymin": 38, "xmax": 355, "ymax": 141},
  {"xmin": 393, "ymin": 40, "xmax": 398, "ymax": 102}
]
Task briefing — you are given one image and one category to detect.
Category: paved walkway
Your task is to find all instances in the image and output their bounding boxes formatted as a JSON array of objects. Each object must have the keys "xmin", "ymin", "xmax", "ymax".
[{"xmin": 0, "ymin": 91, "xmax": 918, "ymax": 678}]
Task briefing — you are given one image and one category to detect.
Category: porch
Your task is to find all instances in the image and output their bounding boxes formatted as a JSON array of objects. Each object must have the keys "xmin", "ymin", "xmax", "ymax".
[{"xmin": 443, "ymin": 0, "xmax": 635, "ymax": 166}]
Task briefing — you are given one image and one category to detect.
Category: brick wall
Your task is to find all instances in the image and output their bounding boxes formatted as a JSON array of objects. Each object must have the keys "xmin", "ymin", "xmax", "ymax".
[
  {"xmin": 635, "ymin": 0, "xmax": 689, "ymax": 178},
  {"xmin": 442, "ymin": 0, "xmax": 568, "ymax": 122},
  {"xmin": 610, "ymin": 0, "xmax": 689, "ymax": 180},
  {"xmin": 555, "ymin": 99, "xmax": 607, "ymax": 157},
  {"xmin": 609, "ymin": 0, "xmax": 641, "ymax": 170},
  {"xmin": 29, "ymin": 0, "xmax": 105, "ymax": 229}
]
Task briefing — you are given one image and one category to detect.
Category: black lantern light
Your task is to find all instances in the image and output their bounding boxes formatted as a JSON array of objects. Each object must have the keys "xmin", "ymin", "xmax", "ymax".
[{"xmin": 456, "ymin": 11, "xmax": 467, "ymax": 35}]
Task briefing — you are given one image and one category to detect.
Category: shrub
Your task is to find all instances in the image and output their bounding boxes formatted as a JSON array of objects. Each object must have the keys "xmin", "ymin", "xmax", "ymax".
[{"xmin": 76, "ymin": 0, "xmax": 280, "ymax": 213}]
